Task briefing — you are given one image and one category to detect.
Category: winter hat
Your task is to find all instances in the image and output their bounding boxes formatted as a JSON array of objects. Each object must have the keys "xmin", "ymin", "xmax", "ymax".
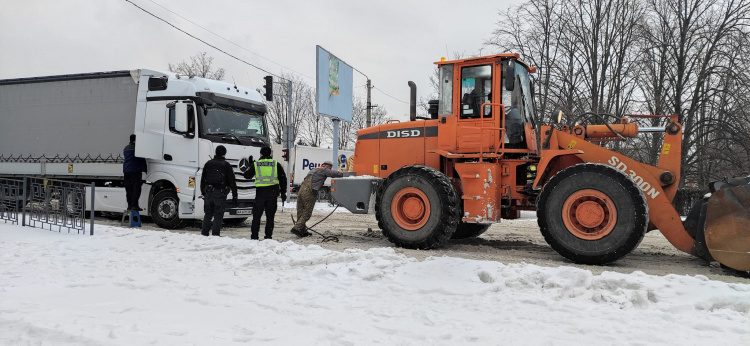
[
  {"xmin": 215, "ymin": 145, "xmax": 227, "ymax": 157},
  {"xmin": 323, "ymin": 161, "xmax": 333, "ymax": 167},
  {"xmin": 260, "ymin": 146, "xmax": 272, "ymax": 156}
]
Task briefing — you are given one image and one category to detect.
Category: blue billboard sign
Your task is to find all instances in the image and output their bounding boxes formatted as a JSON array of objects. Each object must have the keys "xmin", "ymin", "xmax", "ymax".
[{"xmin": 316, "ymin": 45, "xmax": 353, "ymax": 122}]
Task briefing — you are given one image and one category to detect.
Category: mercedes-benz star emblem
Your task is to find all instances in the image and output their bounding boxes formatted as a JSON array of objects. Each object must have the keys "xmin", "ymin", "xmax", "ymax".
[{"xmin": 238, "ymin": 158, "xmax": 250, "ymax": 172}]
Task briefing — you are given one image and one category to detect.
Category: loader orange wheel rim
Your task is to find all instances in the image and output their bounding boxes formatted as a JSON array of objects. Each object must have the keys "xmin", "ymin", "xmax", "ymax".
[
  {"xmin": 391, "ymin": 187, "xmax": 431, "ymax": 230},
  {"xmin": 562, "ymin": 189, "xmax": 617, "ymax": 240}
]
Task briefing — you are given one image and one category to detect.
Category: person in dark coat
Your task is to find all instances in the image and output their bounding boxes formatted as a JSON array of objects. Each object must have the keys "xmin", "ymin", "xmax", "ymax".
[
  {"xmin": 291, "ymin": 161, "xmax": 343, "ymax": 237},
  {"xmin": 123, "ymin": 134, "xmax": 147, "ymax": 211},
  {"xmin": 243, "ymin": 146, "xmax": 287, "ymax": 240},
  {"xmin": 200, "ymin": 145, "xmax": 237, "ymax": 236}
]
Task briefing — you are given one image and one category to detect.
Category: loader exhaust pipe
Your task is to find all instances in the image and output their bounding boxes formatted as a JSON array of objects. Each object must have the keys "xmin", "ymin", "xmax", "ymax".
[{"xmin": 408, "ymin": 81, "xmax": 417, "ymax": 121}]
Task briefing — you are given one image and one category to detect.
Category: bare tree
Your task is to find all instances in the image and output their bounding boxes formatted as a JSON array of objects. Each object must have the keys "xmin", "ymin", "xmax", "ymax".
[
  {"xmin": 640, "ymin": 0, "xmax": 750, "ymax": 185},
  {"xmin": 487, "ymin": 0, "xmax": 568, "ymax": 125},
  {"xmin": 263, "ymin": 73, "xmax": 311, "ymax": 145},
  {"xmin": 486, "ymin": 0, "xmax": 750, "ymax": 187},
  {"xmin": 321, "ymin": 98, "xmax": 388, "ymax": 150},
  {"xmin": 168, "ymin": 52, "xmax": 225, "ymax": 80},
  {"xmin": 297, "ymin": 93, "xmax": 327, "ymax": 147}
]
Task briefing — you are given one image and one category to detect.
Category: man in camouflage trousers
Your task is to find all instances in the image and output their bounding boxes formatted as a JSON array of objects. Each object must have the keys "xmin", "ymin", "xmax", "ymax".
[{"xmin": 291, "ymin": 160, "xmax": 343, "ymax": 237}]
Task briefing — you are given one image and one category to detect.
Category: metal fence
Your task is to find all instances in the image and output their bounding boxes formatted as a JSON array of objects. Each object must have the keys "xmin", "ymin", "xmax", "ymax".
[
  {"xmin": 0, "ymin": 177, "xmax": 23, "ymax": 225},
  {"xmin": 0, "ymin": 176, "xmax": 94, "ymax": 235}
]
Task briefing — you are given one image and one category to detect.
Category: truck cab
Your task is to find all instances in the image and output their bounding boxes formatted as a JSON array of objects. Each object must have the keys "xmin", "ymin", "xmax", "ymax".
[{"xmin": 131, "ymin": 69, "xmax": 270, "ymax": 228}]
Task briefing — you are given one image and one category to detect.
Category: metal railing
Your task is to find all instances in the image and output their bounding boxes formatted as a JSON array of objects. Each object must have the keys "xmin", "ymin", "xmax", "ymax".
[
  {"xmin": 0, "ymin": 177, "xmax": 23, "ymax": 225},
  {"xmin": 477, "ymin": 102, "xmax": 507, "ymax": 162},
  {"xmin": 0, "ymin": 176, "xmax": 95, "ymax": 235}
]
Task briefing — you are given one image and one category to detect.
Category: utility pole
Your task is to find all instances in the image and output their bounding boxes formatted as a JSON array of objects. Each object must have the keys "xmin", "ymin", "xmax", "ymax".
[
  {"xmin": 366, "ymin": 79, "xmax": 372, "ymax": 128},
  {"xmin": 365, "ymin": 79, "xmax": 378, "ymax": 128},
  {"xmin": 285, "ymin": 80, "xmax": 293, "ymax": 194}
]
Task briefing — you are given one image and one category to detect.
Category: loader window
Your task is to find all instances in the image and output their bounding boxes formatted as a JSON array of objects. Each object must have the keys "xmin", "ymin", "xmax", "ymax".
[
  {"xmin": 438, "ymin": 64, "xmax": 453, "ymax": 116},
  {"xmin": 514, "ymin": 64, "xmax": 535, "ymax": 125},
  {"xmin": 460, "ymin": 65, "xmax": 492, "ymax": 119},
  {"xmin": 501, "ymin": 61, "xmax": 535, "ymax": 146}
]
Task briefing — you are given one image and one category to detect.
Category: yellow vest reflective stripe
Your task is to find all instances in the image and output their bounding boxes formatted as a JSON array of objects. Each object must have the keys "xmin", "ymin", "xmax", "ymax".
[{"xmin": 254, "ymin": 159, "xmax": 279, "ymax": 187}]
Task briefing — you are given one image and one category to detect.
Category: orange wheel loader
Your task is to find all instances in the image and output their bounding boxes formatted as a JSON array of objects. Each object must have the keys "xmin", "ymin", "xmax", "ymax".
[{"xmin": 330, "ymin": 54, "xmax": 750, "ymax": 271}]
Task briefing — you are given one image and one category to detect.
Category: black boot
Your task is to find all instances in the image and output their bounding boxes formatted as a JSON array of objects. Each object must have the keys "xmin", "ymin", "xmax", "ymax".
[{"xmin": 291, "ymin": 227, "xmax": 310, "ymax": 238}]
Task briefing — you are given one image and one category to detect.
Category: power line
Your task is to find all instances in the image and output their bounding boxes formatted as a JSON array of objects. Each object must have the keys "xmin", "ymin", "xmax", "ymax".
[
  {"xmin": 374, "ymin": 86, "xmax": 408, "ymax": 104},
  {"xmin": 127, "ymin": 0, "xmax": 409, "ymax": 110},
  {"xmin": 143, "ymin": 0, "xmax": 314, "ymax": 81},
  {"xmin": 124, "ymin": 0, "xmax": 283, "ymax": 79}
]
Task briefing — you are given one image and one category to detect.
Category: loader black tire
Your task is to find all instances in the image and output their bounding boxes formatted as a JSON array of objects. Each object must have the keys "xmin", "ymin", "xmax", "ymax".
[
  {"xmin": 537, "ymin": 163, "xmax": 648, "ymax": 265},
  {"xmin": 151, "ymin": 190, "xmax": 184, "ymax": 229},
  {"xmin": 376, "ymin": 166, "xmax": 460, "ymax": 249},
  {"xmin": 451, "ymin": 223, "xmax": 491, "ymax": 239}
]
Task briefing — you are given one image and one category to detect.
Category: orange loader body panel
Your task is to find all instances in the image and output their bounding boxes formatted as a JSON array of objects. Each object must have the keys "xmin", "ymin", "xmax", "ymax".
[{"xmin": 352, "ymin": 120, "xmax": 440, "ymax": 178}]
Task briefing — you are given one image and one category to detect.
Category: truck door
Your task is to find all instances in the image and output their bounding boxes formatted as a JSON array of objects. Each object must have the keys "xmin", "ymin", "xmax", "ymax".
[
  {"xmin": 163, "ymin": 101, "xmax": 199, "ymax": 170},
  {"xmin": 455, "ymin": 62, "xmax": 498, "ymax": 153}
]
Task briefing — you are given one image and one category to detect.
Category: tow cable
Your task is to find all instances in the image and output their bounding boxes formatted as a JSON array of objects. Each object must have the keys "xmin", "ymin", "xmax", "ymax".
[{"xmin": 290, "ymin": 205, "xmax": 340, "ymax": 243}]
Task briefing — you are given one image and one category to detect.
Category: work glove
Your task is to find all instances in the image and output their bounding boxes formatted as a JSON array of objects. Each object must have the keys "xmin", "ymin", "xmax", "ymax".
[
  {"xmin": 281, "ymin": 194, "xmax": 287, "ymax": 203},
  {"xmin": 248, "ymin": 155, "xmax": 254, "ymax": 162}
]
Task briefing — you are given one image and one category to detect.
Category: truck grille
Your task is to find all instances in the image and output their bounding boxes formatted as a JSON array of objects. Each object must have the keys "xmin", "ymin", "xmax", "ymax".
[{"xmin": 226, "ymin": 158, "xmax": 255, "ymax": 200}]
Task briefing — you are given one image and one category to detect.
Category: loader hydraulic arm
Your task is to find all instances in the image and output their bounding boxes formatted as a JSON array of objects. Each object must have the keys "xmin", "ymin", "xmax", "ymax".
[{"xmin": 538, "ymin": 116, "xmax": 695, "ymax": 255}]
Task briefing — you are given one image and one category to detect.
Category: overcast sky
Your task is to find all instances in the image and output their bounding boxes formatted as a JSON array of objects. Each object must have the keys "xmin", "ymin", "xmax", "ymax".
[{"xmin": 1, "ymin": 0, "xmax": 522, "ymax": 121}]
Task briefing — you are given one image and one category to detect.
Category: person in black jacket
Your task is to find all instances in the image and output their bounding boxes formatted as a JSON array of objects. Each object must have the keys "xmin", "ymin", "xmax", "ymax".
[
  {"xmin": 200, "ymin": 145, "xmax": 237, "ymax": 236},
  {"xmin": 243, "ymin": 146, "xmax": 287, "ymax": 240},
  {"xmin": 123, "ymin": 134, "xmax": 147, "ymax": 211}
]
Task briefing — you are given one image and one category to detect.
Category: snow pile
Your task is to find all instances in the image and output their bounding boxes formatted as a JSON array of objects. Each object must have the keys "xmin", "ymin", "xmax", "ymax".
[{"xmin": 1, "ymin": 224, "xmax": 748, "ymax": 345}]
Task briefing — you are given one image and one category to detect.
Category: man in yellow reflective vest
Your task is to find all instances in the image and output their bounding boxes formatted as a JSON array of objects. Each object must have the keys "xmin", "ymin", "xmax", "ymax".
[{"xmin": 243, "ymin": 146, "xmax": 287, "ymax": 240}]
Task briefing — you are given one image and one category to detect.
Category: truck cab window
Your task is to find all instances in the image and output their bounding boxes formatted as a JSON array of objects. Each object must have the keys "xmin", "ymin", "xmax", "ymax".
[
  {"xmin": 460, "ymin": 65, "xmax": 492, "ymax": 119},
  {"xmin": 168, "ymin": 104, "xmax": 195, "ymax": 136}
]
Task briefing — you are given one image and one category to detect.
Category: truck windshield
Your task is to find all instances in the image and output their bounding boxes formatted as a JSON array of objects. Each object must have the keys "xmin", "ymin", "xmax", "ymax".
[{"xmin": 200, "ymin": 104, "xmax": 268, "ymax": 146}]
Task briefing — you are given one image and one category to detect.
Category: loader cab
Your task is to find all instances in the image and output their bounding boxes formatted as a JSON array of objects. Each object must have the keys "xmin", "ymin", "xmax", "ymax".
[{"xmin": 436, "ymin": 54, "xmax": 537, "ymax": 154}]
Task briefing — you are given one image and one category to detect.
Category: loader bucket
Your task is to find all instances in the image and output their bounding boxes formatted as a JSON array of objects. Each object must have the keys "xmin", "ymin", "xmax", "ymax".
[{"xmin": 705, "ymin": 182, "xmax": 750, "ymax": 272}]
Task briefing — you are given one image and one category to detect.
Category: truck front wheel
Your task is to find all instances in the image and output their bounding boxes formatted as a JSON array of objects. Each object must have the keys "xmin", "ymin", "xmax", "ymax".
[{"xmin": 151, "ymin": 190, "xmax": 183, "ymax": 229}]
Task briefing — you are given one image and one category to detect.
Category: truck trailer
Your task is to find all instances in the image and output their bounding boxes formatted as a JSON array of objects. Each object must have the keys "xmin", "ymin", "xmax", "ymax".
[{"xmin": 0, "ymin": 69, "xmax": 270, "ymax": 228}]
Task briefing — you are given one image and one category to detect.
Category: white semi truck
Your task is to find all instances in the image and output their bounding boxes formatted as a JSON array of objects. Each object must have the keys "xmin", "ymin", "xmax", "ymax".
[{"xmin": 0, "ymin": 69, "xmax": 269, "ymax": 228}]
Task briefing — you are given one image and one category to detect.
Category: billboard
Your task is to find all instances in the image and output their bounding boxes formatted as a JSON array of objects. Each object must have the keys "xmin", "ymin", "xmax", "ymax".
[{"xmin": 316, "ymin": 45, "xmax": 353, "ymax": 121}]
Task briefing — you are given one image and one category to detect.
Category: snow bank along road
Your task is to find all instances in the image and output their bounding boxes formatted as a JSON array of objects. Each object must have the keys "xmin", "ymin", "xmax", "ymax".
[{"xmin": 1, "ymin": 222, "xmax": 749, "ymax": 345}]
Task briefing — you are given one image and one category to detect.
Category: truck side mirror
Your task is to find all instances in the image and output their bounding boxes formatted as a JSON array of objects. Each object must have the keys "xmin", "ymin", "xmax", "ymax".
[
  {"xmin": 504, "ymin": 60, "xmax": 515, "ymax": 91},
  {"xmin": 174, "ymin": 102, "xmax": 189, "ymax": 133}
]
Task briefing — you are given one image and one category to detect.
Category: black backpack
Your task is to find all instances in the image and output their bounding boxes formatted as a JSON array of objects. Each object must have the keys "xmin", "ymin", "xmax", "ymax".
[{"xmin": 204, "ymin": 159, "xmax": 228, "ymax": 188}]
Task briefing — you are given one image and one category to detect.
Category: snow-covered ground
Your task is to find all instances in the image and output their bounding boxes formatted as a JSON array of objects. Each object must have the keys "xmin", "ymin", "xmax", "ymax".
[{"xmin": 1, "ymin": 220, "xmax": 749, "ymax": 345}]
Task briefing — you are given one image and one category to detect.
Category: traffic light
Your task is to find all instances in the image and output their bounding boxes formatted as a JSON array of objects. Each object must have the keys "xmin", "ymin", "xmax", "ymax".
[
  {"xmin": 282, "ymin": 148, "xmax": 289, "ymax": 161},
  {"xmin": 263, "ymin": 76, "xmax": 273, "ymax": 101}
]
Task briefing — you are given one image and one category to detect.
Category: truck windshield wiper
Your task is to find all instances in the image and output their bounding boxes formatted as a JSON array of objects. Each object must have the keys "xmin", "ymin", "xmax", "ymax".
[
  {"xmin": 223, "ymin": 133, "xmax": 242, "ymax": 144},
  {"xmin": 209, "ymin": 132, "xmax": 242, "ymax": 144}
]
